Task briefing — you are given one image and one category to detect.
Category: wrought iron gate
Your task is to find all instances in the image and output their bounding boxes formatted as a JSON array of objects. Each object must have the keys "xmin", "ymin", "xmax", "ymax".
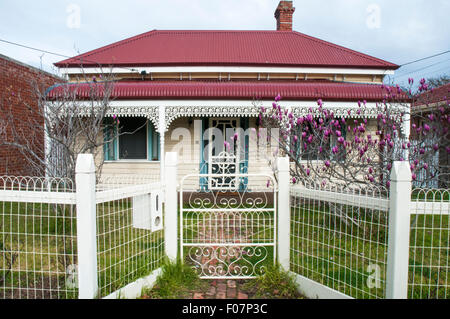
[{"xmin": 179, "ymin": 172, "xmax": 277, "ymax": 279}]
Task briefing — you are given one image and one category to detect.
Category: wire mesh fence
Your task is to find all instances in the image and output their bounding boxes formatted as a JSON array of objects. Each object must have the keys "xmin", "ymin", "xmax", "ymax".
[
  {"xmin": 95, "ymin": 180, "xmax": 165, "ymax": 298},
  {"xmin": 97, "ymin": 174, "xmax": 161, "ymax": 191},
  {"xmin": 290, "ymin": 180, "xmax": 390, "ymax": 299},
  {"xmin": 409, "ymin": 188, "xmax": 449, "ymax": 299},
  {"xmin": 0, "ymin": 176, "xmax": 77, "ymax": 299}
]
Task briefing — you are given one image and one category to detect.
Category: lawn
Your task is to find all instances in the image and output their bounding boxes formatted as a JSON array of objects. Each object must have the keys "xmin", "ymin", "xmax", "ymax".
[
  {"xmin": 0, "ymin": 199, "xmax": 165, "ymax": 299},
  {"xmin": 1, "ymin": 189, "xmax": 448, "ymax": 299},
  {"xmin": 290, "ymin": 199, "xmax": 449, "ymax": 299}
]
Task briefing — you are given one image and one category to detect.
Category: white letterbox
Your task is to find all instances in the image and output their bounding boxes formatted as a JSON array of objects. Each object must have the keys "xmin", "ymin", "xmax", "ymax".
[
  {"xmin": 132, "ymin": 194, "xmax": 151, "ymax": 230},
  {"xmin": 132, "ymin": 191, "xmax": 163, "ymax": 232}
]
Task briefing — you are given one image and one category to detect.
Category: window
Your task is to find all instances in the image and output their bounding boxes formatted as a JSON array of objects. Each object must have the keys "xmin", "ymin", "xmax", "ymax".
[
  {"xmin": 103, "ymin": 117, "xmax": 160, "ymax": 161},
  {"xmin": 119, "ymin": 117, "xmax": 147, "ymax": 159}
]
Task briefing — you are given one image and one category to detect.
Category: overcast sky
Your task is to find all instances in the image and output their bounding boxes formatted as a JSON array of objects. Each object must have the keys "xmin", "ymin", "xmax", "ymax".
[{"xmin": 0, "ymin": 0, "xmax": 449, "ymax": 87}]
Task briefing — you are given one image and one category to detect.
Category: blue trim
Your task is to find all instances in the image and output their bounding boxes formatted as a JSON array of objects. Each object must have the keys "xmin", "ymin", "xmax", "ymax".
[
  {"xmin": 147, "ymin": 122, "xmax": 161, "ymax": 161},
  {"xmin": 199, "ymin": 118, "xmax": 209, "ymax": 190},
  {"xmin": 239, "ymin": 117, "xmax": 249, "ymax": 191},
  {"xmin": 103, "ymin": 118, "xmax": 117, "ymax": 161}
]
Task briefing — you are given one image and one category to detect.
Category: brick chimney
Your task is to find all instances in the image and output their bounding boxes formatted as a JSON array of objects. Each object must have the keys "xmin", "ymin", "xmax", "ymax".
[{"xmin": 274, "ymin": 0, "xmax": 295, "ymax": 31}]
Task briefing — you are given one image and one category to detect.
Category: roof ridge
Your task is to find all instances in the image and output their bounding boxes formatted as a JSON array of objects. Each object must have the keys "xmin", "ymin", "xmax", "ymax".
[{"xmin": 64, "ymin": 29, "xmax": 159, "ymax": 64}]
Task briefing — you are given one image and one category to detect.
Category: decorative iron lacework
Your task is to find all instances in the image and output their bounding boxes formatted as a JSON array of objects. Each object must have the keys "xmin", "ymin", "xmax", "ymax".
[
  {"xmin": 164, "ymin": 106, "xmax": 261, "ymax": 132},
  {"xmin": 291, "ymin": 105, "xmax": 408, "ymax": 134},
  {"xmin": 180, "ymin": 169, "xmax": 277, "ymax": 279},
  {"xmin": 291, "ymin": 106, "xmax": 380, "ymax": 119},
  {"xmin": 104, "ymin": 106, "xmax": 160, "ymax": 131},
  {"xmin": 72, "ymin": 103, "xmax": 408, "ymax": 134}
]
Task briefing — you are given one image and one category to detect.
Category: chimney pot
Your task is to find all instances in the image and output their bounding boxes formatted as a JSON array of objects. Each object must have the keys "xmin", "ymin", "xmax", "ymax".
[{"xmin": 274, "ymin": 0, "xmax": 295, "ymax": 31}]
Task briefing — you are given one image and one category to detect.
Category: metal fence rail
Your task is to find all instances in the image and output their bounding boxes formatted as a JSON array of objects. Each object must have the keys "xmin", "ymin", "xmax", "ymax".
[
  {"xmin": 0, "ymin": 176, "xmax": 77, "ymax": 299},
  {"xmin": 290, "ymin": 181, "xmax": 389, "ymax": 299}
]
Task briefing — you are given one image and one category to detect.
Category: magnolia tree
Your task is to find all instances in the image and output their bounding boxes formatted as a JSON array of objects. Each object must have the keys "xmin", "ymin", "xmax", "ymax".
[{"xmin": 257, "ymin": 78, "xmax": 449, "ymax": 190}]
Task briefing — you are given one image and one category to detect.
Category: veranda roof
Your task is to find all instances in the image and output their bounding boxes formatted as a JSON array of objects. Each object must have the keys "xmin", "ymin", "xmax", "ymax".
[{"xmin": 47, "ymin": 80, "xmax": 409, "ymax": 102}]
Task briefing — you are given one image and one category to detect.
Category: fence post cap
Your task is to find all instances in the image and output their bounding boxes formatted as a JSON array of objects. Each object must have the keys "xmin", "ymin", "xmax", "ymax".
[
  {"xmin": 277, "ymin": 156, "xmax": 290, "ymax": 172},
  {"xmin": 75, "ymin": 154, "xmax": 95, "ymax": 174},
  {"xmin": 390, "ymin": 161, "xmax": 412, "ymax": 182}
]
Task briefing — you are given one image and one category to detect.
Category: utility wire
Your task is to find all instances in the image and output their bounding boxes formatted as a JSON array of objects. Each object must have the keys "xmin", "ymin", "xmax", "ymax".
[
  {"xmin": 395, "ymin": 58, "xmax": 450, "ymax": 77},
  {"xmin": 0, "ymin": 38, "xmax": 140, "ymax": 73},
  {"xmin": 400, "ymin": 50, "xmax": 450, "ymax": 67}
]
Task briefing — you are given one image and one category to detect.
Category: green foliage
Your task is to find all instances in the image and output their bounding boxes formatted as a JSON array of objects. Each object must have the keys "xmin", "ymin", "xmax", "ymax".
[
  {"xmin": 143, "ymin": 258, "xmax": 206, "ymax": 299},
  {"xmin": 244, "ymin": 264, "xmax": 304, "ymax": 299}
]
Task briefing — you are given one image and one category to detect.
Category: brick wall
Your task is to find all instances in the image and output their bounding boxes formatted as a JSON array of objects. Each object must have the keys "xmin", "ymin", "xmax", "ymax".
[{"xmin": 0, "ymin": 54, "xmax": 62, "ymax": 176}]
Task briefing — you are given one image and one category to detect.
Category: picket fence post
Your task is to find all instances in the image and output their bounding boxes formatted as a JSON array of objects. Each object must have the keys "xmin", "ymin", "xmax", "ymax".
[
  {"xmin": 75, "ymin": 154, "xmax": 98, "ymax": 299},
  {"xmin": 386, "ymin": 161, "xmax": 412, "ymax": 299},
  {"xmin": 164, "ymin": 152, "xmax": 178, "ymax": 261},
  {"xmin": 277, "ymin": 156, "xmax": 291, "ymax": 271}
]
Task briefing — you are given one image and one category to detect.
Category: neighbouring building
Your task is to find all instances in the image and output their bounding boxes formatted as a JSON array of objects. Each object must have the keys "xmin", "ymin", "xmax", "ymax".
[
  {"xmin": 411, "ymin": 83, "xmax": 450, "ymax": 188},
  {"xmin": 0, "ymin": 54, "xmax": 62, "ymax": 176},
  {"xmin": 50, "ymin": 0, "xmax": 409, "ymax": 187}
]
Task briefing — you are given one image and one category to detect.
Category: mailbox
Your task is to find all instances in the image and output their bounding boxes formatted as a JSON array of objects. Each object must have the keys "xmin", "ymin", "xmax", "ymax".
[{"xmin": 132, "ymin": 191, "xmax": 163, "ymax": 232}]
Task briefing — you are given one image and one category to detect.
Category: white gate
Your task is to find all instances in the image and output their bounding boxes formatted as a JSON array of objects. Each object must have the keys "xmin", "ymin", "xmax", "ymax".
[{"xmin": 179, "ymin": 171, "xmax": 277, "ymax": 279}]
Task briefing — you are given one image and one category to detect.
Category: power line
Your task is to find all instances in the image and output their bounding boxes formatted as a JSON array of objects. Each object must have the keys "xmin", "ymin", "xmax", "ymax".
[
  {"xmin": 0, "ymin": 38, "xmax": 140, "ymax": 73},
  {"xmin": 400, "ymin": 50, "xmax": 450, "ymax": 67},
  {"xmin": 395, "ymin": 57, "xmax": 450, "ymax": 78}
]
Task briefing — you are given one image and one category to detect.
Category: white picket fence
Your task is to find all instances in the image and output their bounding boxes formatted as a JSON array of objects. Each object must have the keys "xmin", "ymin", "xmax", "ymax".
[{"xmin": 289, "ymin": 162, "xmax": 450, "ymax": 299}]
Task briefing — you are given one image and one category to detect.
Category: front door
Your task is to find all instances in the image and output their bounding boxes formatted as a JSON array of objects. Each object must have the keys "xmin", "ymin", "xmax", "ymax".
[{"xmin": 208, "ymin": 118, "xmax": 239, "ymax": 190}]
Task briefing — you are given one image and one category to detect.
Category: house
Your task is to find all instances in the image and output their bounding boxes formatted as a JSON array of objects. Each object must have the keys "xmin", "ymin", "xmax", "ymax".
[
  {"xmin": 0, "ymin": 54, "xmax": 62, "ymax": 176},
  {"xmin": 411, "ymin": 82, "xmax": 449, "ymax": 187},
  {"xmin": 50, "ymin": 0, "xmax": 408, "ymax": 186}
]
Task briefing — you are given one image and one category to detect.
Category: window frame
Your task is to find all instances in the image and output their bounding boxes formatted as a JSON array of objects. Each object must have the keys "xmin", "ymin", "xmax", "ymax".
[{"xmin": 104, "ymin": 117, "xmax": 160, "ymax": 162}]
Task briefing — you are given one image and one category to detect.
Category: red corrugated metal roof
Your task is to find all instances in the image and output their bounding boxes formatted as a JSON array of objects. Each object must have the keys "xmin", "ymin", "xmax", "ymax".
[
  {"xmin": 47, "ymin": 80, "xmax": 408, "ymax": 102},
  {"xmin": 54, "ymin": 30, "xmax": 398, "ymax": 70},
  {"xmin": 415, "ymin": 83, "xmax": 450, "ymax": 106}
]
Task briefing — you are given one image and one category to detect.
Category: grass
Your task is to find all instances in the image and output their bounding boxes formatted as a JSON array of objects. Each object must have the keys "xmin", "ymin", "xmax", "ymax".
[
  {"xmin": 141, "ymin": 258, "xmax": 207, "ymax": 299},
  {"xmin": 290, "ymin": 201, "xmax": 450, "ymax": 299},
  {"xmin": 0, "ymin": 199, "xmax": 165, "ymax": 299},
  {"xmin": 243, "ymin": 263, "xmax": 305, "ymax": 299},
  {"xmin": 1, "ymin": 188, "xmax": 448, "ymax": 299},
  {"xmin": 94, "ymin": 200, "xmax": 165, "ymax": 297}
]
